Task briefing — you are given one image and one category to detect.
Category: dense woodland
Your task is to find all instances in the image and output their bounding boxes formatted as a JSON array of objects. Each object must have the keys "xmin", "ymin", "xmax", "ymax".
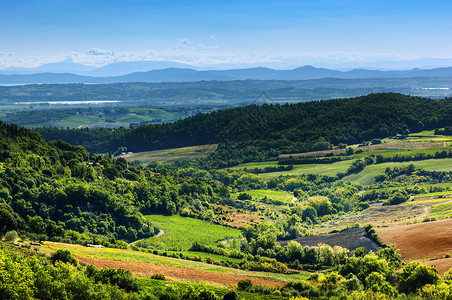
[
  {"xmin": 0, "ymin": 121, "xmax": 231, "ymax": 244},
  {"xmin": 39, "ymin": 93, "xmax": 452, "ymax": 167}
]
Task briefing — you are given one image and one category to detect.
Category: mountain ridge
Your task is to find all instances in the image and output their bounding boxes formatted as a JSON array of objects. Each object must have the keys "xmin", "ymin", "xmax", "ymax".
[{"xmin": 1, "ymin": 65, "xmax": 452, "ymax": 84}]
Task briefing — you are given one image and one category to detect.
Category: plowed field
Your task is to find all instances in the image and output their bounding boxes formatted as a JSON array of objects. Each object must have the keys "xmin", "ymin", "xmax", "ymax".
[
  {"xmin": 76, "ymin": 256, "xmax": 285, "ymax": 287},
  {"xmin": 378, "ymin": 218, "xmax": 452, "ymax": 275}
]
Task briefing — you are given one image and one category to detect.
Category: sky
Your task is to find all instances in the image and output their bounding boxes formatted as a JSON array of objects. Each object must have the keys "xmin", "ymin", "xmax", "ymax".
[{"xmin": 1, "ymin": 0, "xmax": 452, "ymax": 69}]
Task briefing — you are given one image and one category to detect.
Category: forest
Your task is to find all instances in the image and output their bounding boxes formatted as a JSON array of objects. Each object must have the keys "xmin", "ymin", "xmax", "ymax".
[{"xmin": 39, "ymin": 93, "xmax": 452, "ymax": 166}]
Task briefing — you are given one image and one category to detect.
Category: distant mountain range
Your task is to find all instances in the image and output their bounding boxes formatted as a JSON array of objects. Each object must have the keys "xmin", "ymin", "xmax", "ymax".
[{"xmin": 1, "ymin": 63, "xmax": 452, "ymax": 84}]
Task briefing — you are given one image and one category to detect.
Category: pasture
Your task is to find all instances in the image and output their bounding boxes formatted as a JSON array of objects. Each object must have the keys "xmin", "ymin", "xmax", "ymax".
[
  {"xmin": 141, "ymin": 215, "xmax": 241, "ymax": 250},
  {"xmin": 235, "ymin": 189, "xmax": 295, "ymax": 204},
  {"xmin": 342, "ymin": 158, "xmax": 452, "ymax": 185},
  {"xmin": 228, "ymin": 160, "xmax": 355, "ymax": 179},
  {"xmin": 120, "ymin": 144, "xmax": 218, "ymax": 164}
]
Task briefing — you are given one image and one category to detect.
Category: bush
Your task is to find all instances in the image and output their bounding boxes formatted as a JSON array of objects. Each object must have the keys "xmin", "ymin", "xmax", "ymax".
[
  {"xmin": 50, "ymin": 249, "xmax": 77, "ymax": 266},
  {"xmin": 3, "ymin": 230, "xmax": 18, "ymax": 242},
  {"xmin": 237, "ymin": 193, "xmax": 252, "ymax": 200},
  {"xmin": 223, "ymin": 290, "xmax": 240, "ymax": 300},
  {"xmin": 397, "ymin": 262, "xmax": 440, "ymax": 294},
  {"xmin": 237, "ymin": 279, "xmax": 253, "ymax": 291},
  {"xmin": 151, "ymin": 273, "xmax": 166, "ymax": 280}
]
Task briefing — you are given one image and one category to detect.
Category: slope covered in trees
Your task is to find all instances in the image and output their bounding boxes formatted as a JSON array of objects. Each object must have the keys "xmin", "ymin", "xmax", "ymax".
[
  {"xmin": 39, "ymin": 93, "xmax": 452, "ymax": 166},
  {"xmin": 0, "ymin": 121, "xmax": 228, "ymax": 243}
]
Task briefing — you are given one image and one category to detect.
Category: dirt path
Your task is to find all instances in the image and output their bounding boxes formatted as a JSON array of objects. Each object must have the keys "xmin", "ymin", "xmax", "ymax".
[
  {"xmin": 76, "ymin": 256, "xmax": 286, "ymax": 287},
  {"xmin": 129, "ymin": 230, "xmax": 165, "ymax": 246}
]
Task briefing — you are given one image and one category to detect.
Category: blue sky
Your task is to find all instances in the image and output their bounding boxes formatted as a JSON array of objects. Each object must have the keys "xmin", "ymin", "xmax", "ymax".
[{"xmin": 1, "ymin": 0, "xmax": 451, "ymax": 68}]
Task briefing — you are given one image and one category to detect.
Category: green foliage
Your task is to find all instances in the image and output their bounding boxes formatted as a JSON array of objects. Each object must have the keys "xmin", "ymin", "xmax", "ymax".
[
  {"xmin": 0, "ymin": 120, "xmax": 235, "ymax": 244},
  {"xmin": 339, "ymin": 252, "xmax": 391, "ymax": 284},
  {"xmin": 397, "ymin": 261, "xmax": 440, "ymax": 294},
  {"xmin": 50, "ymin": 249, "xmax": 77, "ymax": 266},
  {"xmin": 237, "ymin": 192, "xmax": 252, "ymax": 200},
  {"xmin": 237, "ymin": 279, "xmax": 253, "ymax": 291},
  {"xmin": 3, "ymin": 230, "xmax": 18, "ymax": 242},
  {"xmin": 151, "ymin": 273, "xmax": 166, "ymax": 280},
  {"xmin": 85, "ymin": 264, "xmax": 139, "ymax": 292},
  {"xmin": 222, "ymin": 290, "xmax": 240, "ymax": 300}
]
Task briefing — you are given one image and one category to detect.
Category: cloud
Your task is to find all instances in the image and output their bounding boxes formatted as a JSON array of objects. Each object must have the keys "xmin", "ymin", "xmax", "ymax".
[
  {"xmin": 0, "ymin": 45, "xmax": 443, "ymax": 70},
  {"xmin": 86, "ymin": 48, "xmax": 115, "ymax": 56},
  {"xmin": 171, "ymin": 38, "xmax": 218, "ymax": 51}
]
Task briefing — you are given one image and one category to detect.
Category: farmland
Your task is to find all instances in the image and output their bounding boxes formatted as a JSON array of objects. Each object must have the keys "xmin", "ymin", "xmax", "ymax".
[
  {"xmin": 378, "ymin": 219, "xmax": 452, "ymax": 275},
  {"xmin": 38, "ymin": 242, "xmax": 306, "ymax": 286},
  {"xmin": 5, "ymin": 94, "xmax": 452, "ymax": 298},
  {"xmin": 120, "ymin": 144, "xmax": 218, "ymax": 164},
  {"xmin": 140, "ymin": 215, "xmax": 242, "ymax": 250}
]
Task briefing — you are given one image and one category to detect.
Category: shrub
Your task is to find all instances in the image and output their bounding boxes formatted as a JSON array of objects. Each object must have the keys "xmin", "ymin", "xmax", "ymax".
[
  {"xmin": 237, "ymin": 193, "xmax": 252, "ymax": 200},
  {"xmin": 50, "ymin": 249, "xmax": 77, "ymax": 266},
  {"xmin": 3, "ymin": 230, "xmax": 18, "ymax": 242},
  {"xmin": 223, "ymin": 290, "xmax": 240, "ymax": 300},
  {"xmin": 397, "ymin": 262, "xmax": 440, "ymax": 294},
  {"xmin": 237, "ymin": 279, "xmax": 253, "ymax": 291},
  {"xmin": 151, "ymin": 273, "xmax": 166, "ymax": 280}
]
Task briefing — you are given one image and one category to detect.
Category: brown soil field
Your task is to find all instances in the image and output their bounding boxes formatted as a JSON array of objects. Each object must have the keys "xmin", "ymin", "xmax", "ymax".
[
  {"xmin": 378, "ymin": 218, "xmax": 452, "ymax": 275},
  {"xmin": 212, "ymin": 204, "xmax": 266, "ymax": 227},
  {"xmin": 279, "ymin": 141, "xmax": 444, "ymax": 158},
  {"xmin": 76, "ymin": 256, "xmax": 286, "ymax": 287},
  {"xmin": 425, "ymin": 258, "xmax": 452, "ymax": 276},
  {"xmin": 279, "ymin": 228, "xmax": 379, "ymax": 253}
]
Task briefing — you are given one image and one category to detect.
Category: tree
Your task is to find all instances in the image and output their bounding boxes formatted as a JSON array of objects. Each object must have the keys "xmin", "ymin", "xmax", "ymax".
[
  {"xmin": 50, "ymin": 249, "xmax": 77, "ymax": 266},
  {"xmin": 397, "ymin": 262, "xmax": 440, "ymax": 294},
  {"xmin": 3, "ymin": 230, "xmax": 18, "ymax": 242},
  {"xmin": 366, "ymin": 272, "xmax": 397, "ymax": 297},
  {"xmin": 237, "ymin": 279, "xmax": 252, "ymax": 291},
  {"xmin": 301, "ymin": 206, "xmax": 318, "ymax": 223}
]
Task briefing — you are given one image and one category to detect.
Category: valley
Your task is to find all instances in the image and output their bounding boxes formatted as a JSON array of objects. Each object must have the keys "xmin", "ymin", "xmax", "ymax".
[{"xmin": 3, "ymin": 93, "xmax": 452, "ymax": 299}]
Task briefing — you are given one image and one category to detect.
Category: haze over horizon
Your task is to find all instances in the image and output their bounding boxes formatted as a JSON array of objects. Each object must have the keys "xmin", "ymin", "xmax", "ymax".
[{"xmin": 1, "ymin": 0, "xmax": 451, "ymax": 70}]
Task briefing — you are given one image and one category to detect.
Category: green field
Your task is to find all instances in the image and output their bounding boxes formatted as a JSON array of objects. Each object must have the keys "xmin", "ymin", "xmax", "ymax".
[
  {"xmin": 408, "ymin": 129, "xmax": 436, "ymax": 136},
  {"xmin": 228, "ymin": 160, "xmax": 355, "ymax": 179},
  {"xmin": 1, "ymin": 106, "xmax": 188, "ymax": 128},
  {"xmin": 142, "ymin": 215, "xmax": 241, "ymax": 250},
  {"xmin": 234, "ymin": 189, "xmax": 295, "ymax": 204},
  {"xmin": 121, "ymin": 144, "xmax": 218, "ymax": 164},
  {"xmin": 342, "ymin": 158, "xmax": 452, "ymax": 185},
  {"xmin": 431, "ymin": 201, "xmax": 452, "ymax": 215},
  {"xmin": 348, "ymin": 146, "xmax": 451, "ymax": 160}
]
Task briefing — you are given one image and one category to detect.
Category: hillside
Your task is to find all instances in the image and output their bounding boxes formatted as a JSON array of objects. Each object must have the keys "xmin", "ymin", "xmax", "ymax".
[
  {"xmin": 4, "ymin": 93, "xmax": 452, "ymax": 298},
  {"xmin": 0, "ymin": 121, "xmax": 229, "ymax": 244},
  {"xmin": 39, "ymin": 93, "xmax": 452, "ymax": 166}
]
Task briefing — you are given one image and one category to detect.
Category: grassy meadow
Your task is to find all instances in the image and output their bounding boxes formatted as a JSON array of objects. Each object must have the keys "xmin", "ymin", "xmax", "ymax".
[
  {"xmin": 141, "ymin": 215, "xmax": 241, "ymax": 250},
  {"xmin": 234, "ymin": 189, "xmax": 295, "ymax": 204},
  {"xmin": 121, "ymin": 144, "xmax": 218, "ymax": 164},
  {"xmin": 342, "ymin": 158, "xmax": 452, "ymax": 185},
  {"xmin": 228, "ymin": 159, "xmax": 355, "ymax": 179}
]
